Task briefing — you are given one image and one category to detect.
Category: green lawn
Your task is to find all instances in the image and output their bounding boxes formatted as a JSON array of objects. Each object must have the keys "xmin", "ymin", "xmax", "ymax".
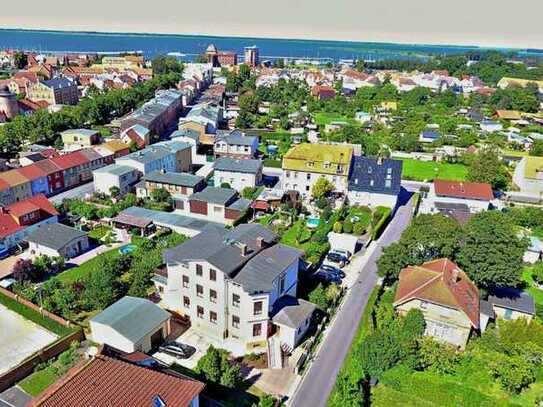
[
  {"xmin": 87, "ymin": 226, "xmax": 112, "ymax": 240},
  {"xmin": 19, "ymin": 368, "xmax": 58, "ymax": 397},
  {"xmin": 0, "ymin": 291, "xmax": 73, "ymax": 336},
  {"xmin": 521, "ymin": 267, "xmax": 543, "ymax": 307},
  {"xmin": 399, "ymin": 158, "xmax": 469, "ymax": 182},
  {"xmin": 57, "ymin": 246, "xmax": 123, "ymax": 284},
  {"xmin": 312, "ymin": 112, "xmax": 358, "ymax": 126}
]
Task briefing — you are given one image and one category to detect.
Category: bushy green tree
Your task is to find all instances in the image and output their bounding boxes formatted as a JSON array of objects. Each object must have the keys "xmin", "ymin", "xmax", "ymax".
[
  {"xmin": 311, "ymin": 177, "xmax": 334, "ymax": 199},
  {"xmin": 309, "ymin": 284, "xmax": 328, "ymax": 310}
]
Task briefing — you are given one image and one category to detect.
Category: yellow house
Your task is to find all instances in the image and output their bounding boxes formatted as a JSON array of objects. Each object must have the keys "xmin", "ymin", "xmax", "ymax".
[
  {"xmin": 380, "ymin": 101, "xmax": 398, "ymax": 111},
  {"xmin": 497, "ymin": 77, "xmax": 543, "ymax": 92},
  {"xmin": 282, "ymin": 143, "xmax": 353, "ymax": 196}
]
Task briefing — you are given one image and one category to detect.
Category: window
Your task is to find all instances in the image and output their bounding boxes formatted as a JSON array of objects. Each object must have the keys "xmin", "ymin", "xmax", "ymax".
[
  {"xmin": 214, "ymin": 206, "xmax": 223, "ymax": 214},
  {"xmin": 420, "ymin": 301, "xmax": 428, "ymax": 310},
  {"xmin": 210, "ymin": 289, "xmax": 217, "ymax": 303},
  {"xmin": 253, "ymin": 323, "xmax": 262, "ymax": 337},
  {"xmin": 196, "ymin": 264, "xmax": 203, "ymax": 276},
  {"xmin": 254, "ymin": 301, "xmax": 263, "ymax": 316},
  {"xmin": 279, "ymin": 275, "xmax": 286, "ymax": 293},
  {"xmin": 385, "ymin": 179, "xmax": 392, "ymax": 188},
  {"xmin": 182, "ymin": 275, "xmax": 189, "ymax": 288},
  {"xmin": 210, "ymin": 311, "xmax": 217, "ymax": 324},
  {"xmin": 232, "ymin": 315, "xmax": 240, "ymax": 328},
  {"xmin": 210, "ymin": 269, "xmax": 217, "ymax": 282},
  {"xmin": 504, "ymin": 308, "xmax": 513, "ymax": 320},
  {"xmin": 232, "ymin": 294, "xmax": 240, "ymax": 307},
  {"xmin": 197, "ymin": 306, "xmax": 204, "ymax": 319},
  {"xmin": 306, "ymin": 173, "xmax": 311, "ymax": 180},
  {"xmin": 183, "ymin": 296, "xmax": 190, "ymax": 308},
  {"xmin": 196, "ymin": 284, "xmax": 203, "ymax": 297}
]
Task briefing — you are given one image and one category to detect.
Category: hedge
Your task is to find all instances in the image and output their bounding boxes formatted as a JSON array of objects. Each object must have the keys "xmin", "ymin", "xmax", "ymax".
[{"xmin": 371, "ymin": 207, "xmax": 392, "ymax": 240}]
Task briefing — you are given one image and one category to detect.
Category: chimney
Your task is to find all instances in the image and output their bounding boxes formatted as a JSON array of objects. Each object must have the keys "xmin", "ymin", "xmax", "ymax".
[
  {"xmin": 377, "ymin": 156, "xmax": 383, "ymax": 165},
  {"xmin": 256, "ymin": 236, "xmax": 265, "ymax": 249},
  {"xmin": 239, "ymin": 243, "xmax": 248, "ymax": 256},
  {"xmin": 160, "ymin": 168, "xmax": 166, "ymax": 174},
  {"xmin": 451, "ymin": 268, "xmax": 460, "ymax": 283}
]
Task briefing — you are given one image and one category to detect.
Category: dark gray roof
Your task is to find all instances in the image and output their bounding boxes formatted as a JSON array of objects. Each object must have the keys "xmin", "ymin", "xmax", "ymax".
[
  {"xmin": 26, "ymin": 223, "xmax": 87, "ymax": 250},
  {"xmin": 214, "ymin": 157, "xmax": 262, "ymax": 174},
  {"xmin": 190, "ymin": 187, "xmax": 237, "ymax": 205},
  {"xmin": 271, "ymin": 296, "xmax": 317, "ymax": 328},
  {"xmin": 228, "ymin": 198, "xmax": 251, "ymax": 211},
  {"xmin": 217, "ymin": 131, "xmax": 257, "ymax": 146},
  {"xmin": 435, "ymin": 202, "xmax": 474, "ymax": 225},
  {"xmin": 488, "ymin": 287, "xmax": 536, "ymax": 315},
  {"xmin": 348, "ymin": 156, "xmax": 402, "ymax": 195},
  {"xmin": 144, "ymin": 171, "xmax": 204, "ymax": 188},
  {"xmin": 42, "ymin": 77, "xmax": 75, "ymax": 90},
  {"xmin": 233, "ymin": 244, "xmax": 303, "ymax": 294},
  {"xmin": 90, "ymin": 296, "xmax": 170, "ymax": 343},
  {"xmin": 163, "ymin": 223, "xmax": 278, "ymax": 276},
  {"xmin": 479, "ymin": 299, "xmax": 495, "ymax": 318}
]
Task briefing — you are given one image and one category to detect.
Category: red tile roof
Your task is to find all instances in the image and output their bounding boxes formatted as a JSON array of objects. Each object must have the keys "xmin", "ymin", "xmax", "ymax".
[
  {"xmin": 394, "ymin": 259, "xmax": 480, "ymax": 328},
  {"xmin": 31, "ymin": 355, "xmax": 204, "ymax": 407},
  {"xmin": 0, "ymin": 213, "xmax": 23, "ymax": 238},
  {"xmin": 16, "ymin": 164, "xmax": 47, "ymax": 181},
  {"xmin": 50, "ymin": 151, "xmax": 89, "ymax": 170},
  {"xmin": 33, "ymin": 159, "xmax": 62, "ymax": 176},
  {"xmin": 434, "ymin": 179, "xmax": 493, "ymax": 201},
  {"xmin": 7, "ymin": 194, "xmax": 58, "ymax": 218}
]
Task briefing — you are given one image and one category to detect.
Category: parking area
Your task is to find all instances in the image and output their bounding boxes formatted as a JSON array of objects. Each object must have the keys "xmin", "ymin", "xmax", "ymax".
[
  {"xmin": 153, "ymin": 326, "xmax": 247, "ymax": 369},
  {"xmin": 0, "ymin": 304, "xmax": 58, "ymax": 375}
]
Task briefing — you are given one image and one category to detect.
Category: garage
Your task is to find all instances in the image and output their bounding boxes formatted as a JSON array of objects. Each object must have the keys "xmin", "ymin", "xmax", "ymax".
[{"xmin": 90, "ymin": 296, "xmax": 171, "ymax": 353}]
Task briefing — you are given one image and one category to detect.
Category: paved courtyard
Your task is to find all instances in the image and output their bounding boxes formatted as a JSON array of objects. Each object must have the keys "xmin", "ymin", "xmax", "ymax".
[{"xmin": 0, "ymin": 304, "xmax": 58, "ymax": 375}]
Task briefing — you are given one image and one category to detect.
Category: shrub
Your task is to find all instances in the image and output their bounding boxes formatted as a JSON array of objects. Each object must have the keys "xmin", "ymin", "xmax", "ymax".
[
  {"xmin": 333, "ymin": 221, "xmax": 343, "ymax": 233},
  {"xmin": 353, "ymin": 222, "xmax": 365, "ymax": 236},
  {"xmin": 490, "ymin": 354, "xmax": 535, "ymax": 394},
  {"xmin": 533, "ymin": 262, "xmax": 543, "ymax": 285},
  {"xmin": 417, "ymin": 337, "xmax": 461, "ymax": 374},
  {"xmin": 342, "ymin": 218, "xmax": 353, "ymax": 234}
]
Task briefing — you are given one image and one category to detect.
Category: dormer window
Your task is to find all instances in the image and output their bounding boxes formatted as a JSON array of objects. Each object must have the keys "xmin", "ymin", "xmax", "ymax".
[
  {"xmin": 323, "ymin": 161, "xmax": 330, "ymax": 169},
  {"xmin": 306, "ymin": 161, "xmax": 314, "ymax": 168},
  {"xmin": 368, "ymin": 167, "xmax": 372, "ymax": 174}
]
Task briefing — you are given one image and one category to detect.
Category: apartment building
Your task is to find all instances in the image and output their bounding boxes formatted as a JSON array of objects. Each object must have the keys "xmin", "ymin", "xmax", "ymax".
[
  {"xmin": 159, "ymin": 224, "xmax": 310, "ymax": 354},
  {"xmin": 27, "ymin": 77, "xmax": 79, "ymax": 105},
  {"xmin": 214, "ymin": 157, "xmax": 263, "ymax": 192},
  {"xmin": 93, "ymin": 164, "xmax": 140, "ymax": 196},
  {"xmin": 214, "ymin": 130, "xmax": 259, "ymax": 159},
  {"xmin": 282, "ymin": 143, "xmax": 354, "ymax": 197},
  {"xmin": 136, "ymin": 171, "xmax": 205, "ymax": 201},
  {"xmin": 116, "ymin": 141, "xmax": 192, "ymax": 176}
]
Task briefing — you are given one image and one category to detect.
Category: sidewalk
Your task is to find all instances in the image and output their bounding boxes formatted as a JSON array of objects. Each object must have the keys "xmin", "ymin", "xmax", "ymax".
[{"xmin": 70, "ymin": 229, "xmax": 130, "ymax": 266}]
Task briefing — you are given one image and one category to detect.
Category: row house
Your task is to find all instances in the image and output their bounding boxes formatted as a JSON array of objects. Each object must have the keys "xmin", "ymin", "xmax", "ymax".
[
  {"xmin": 0, "ymin": 171, "xmax": 32, "ymax": 205},
  {"xmin": 116, "ymin": 141, "xmax": 192, "ymax": 176},
  {"xmin": 135, "ymin": 170, "xmax": 205, "ymax": 201},
  {"xmin": 27, "ymin": 77, "xmax": 79, "ymax": 106},
  {"xmin": 93, "ymin": 164, "xmax": 140, "ymax": 197},
  {"xmin": 159, "ymin": 224, "xmax": 314, "ymax": 355},
  {"xmin": 214, "ymin": 157, "xmax": 263, "ymax": 192},
  {"xmin": 0, "ymin": 194, "xmax": 59, "ymax": 254}
]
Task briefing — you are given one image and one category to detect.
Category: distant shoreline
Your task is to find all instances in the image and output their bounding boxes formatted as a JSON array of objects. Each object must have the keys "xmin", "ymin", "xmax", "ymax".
[{"xmin": 0, "ymin": 27, "xmax": 537, "ymax": 53}]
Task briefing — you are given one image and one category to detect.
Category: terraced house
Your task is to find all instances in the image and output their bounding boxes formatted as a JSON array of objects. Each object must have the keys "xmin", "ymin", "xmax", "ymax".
[{"xmin": 282, "ymin": 143, "xmax": 354, "ymax": 197}]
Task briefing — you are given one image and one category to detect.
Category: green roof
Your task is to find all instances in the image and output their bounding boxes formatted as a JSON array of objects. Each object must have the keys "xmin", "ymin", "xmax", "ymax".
[
  {"xmin": 524, "ymin": 156, "xmax": 543, "ymax": 179},
  {"xmin": 282, "ymin": 143, "xmax": 353, "ymax": 176},
  {"xmin": 90, "ymin": 296, "xmax": 170, "ymax": 343}
]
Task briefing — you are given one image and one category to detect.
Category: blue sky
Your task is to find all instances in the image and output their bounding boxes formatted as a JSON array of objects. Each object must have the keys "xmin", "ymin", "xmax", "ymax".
[{"xmin": 0, "ymin": 0, "xmax": 541, "ymax": 48}]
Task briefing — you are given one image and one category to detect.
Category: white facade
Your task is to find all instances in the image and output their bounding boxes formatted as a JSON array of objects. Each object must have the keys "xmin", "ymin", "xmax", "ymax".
[
  {"xmin": 347, "ymin": 190, "xmax": 398, "ymax": 208},
  {"xmin": 162, "ymin": 257, "xmax": 299, "ymax": 354},
  {"xmin": 214, "ymin": 169, "xmax": 262, "ymax": 192},
  {"xmin": 90, "ymin": 319, "xmax": 169, "ymax": 353},
  {"xmin": 93, "ymin": 166, "xmax": 140, "ymax": 196},
  {"xmin": 282, "ymin": 169, "xmax": 349, "ymax": 197},
  {"xmin": 29, "ymin": 235, "xmax": 89, "ymax": 259},
  {"xmin": 513, "ymin": 157, "xmax": 543, "ymax": 194},
  {"xmin": 419, "ymin": 184, "xmax": 492, "ymax": 214}
]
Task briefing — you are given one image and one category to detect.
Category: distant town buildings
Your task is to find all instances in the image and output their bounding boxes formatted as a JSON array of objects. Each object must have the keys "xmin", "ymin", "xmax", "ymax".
[{"xmin": 244, "ymin": 45, "xmax": 260, "ymax": 67}]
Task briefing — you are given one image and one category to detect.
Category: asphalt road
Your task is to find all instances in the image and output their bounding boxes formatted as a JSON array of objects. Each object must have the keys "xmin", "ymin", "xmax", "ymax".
[
  {"xmin": 49, "ymin": 182, "xmax": 95, "ymax": 205},
  {"xmin": 289, "ymin": 197, "xmax": 414, "ymax": 407}
]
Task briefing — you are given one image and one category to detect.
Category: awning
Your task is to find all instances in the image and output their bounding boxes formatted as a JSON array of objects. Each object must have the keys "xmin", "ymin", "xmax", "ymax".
[{"xmin": 112, "ymin": 213, "xmax": 152, "ymax": 229}]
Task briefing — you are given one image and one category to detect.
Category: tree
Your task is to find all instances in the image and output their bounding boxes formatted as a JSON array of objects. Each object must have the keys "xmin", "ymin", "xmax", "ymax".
[
  {"xmin": 81, "ymin": 268, "xmax": 117, "ymax": 310},
  {"xmin": 109, "ymin": 186, "xmax": 121, "ymax": 199},
  {"xmin": 13, "ymin": 52, "xmax": 27, "ymax": 69},
  {"xmin": 309, "ymin": 284, "xmax": 328, "ymax": 310},
  {"xmin": 311, "ymin": 177, "xmax": 334, "ymax": 199},
  {"xmin": 417, "ymin": 337, "xmax": 460, "ymax": 374},
  {"xmin": 333, "ymin": 221, "xmax": 343, "ymax": 233},
  {"xmin": 195, "ymin": 346, "xmax": 241, "ymax": 389},
  {"xmin": 457, "ymin": 211, "xmax": 527, "ymax": 288},
  {"xmin": 491, "ymin": 355, "xmax": 536, "ymax": 394},
  {"xmin": 467, "ymin": 146, "xmax": 509, "ymax": 189},
  {"xmin": 530, "ymin": 140, "xmax": 543, "ymax": 157},
  {"xmin": 241, "ymin": 186, "xmax": 257, "ymax": 199},
  {"xmin": 220, "ymin": 182, "xmax": 231, "ymax": 189},
  {"xmin": 11, "ymin": 259, "xmax": 34, "ymax": 282},
  {"xmin": 533, "ymin": 262, "xmax": 543, "ymax": 285},
  {"xmin": 150, "ymin": 188, "xmax": 171, "ymax": 203},
  {"xmin": 152, "ymin": 55, "xmax": 184, "ymax": 75},
  {"xmin": 255, "ymin": 394, "xmax": 280, "ymax": 407}
]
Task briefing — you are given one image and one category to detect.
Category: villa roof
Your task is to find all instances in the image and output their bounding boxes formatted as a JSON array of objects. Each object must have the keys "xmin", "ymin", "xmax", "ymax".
[
  {"xmin": 394, "ymin": 258, "xmax": 480, "ymax": 329},
  {"xmin": 282, "ymin": 143, "xmax": 353, "ymax": 176},
  {"xmin": 434, "ymin": 179, "xmax": 493, "ymax": 201},
  {"xmin": 214, "ymin": 157, "xmax": 263, "ymax": 174}
]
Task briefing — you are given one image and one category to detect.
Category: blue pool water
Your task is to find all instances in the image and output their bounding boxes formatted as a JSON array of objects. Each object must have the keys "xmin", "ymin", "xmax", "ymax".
[
  {"xmin": 119, "ymin": 244, "xmax": 136, "ymax": 255},
  {"xmin": 307, "ymin": 216, "xmax": 321, "ymax": 229}
]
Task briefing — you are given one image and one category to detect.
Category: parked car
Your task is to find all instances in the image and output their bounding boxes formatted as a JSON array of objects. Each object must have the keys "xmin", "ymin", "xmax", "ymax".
[
  {"xmin": 330, "ymin": 248, "xmax": 352, "ymax": 260},
  {"xmin": 325, "ymin": 252, "xmax": 349, "ymax": 268},
  {"xmin": 313, "ymin": 269, "xmax": 342, "ymax": 284},
  {"xmin": 158, "ymin": 342, "xmax": 196, "ymax": 359},
  {"xmin": 319, "ymin": 264, "xmax": 346, "ymax": 278}
]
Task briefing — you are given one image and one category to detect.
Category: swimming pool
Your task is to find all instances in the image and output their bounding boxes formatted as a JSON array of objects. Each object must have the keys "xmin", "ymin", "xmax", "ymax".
[
  {"xmin": 306, "ymin": 216, "xmax": 321, "ymax": 229},
  {"xmin": 119, "ymin": 244, "xmax": 137, "ymax": 255}
]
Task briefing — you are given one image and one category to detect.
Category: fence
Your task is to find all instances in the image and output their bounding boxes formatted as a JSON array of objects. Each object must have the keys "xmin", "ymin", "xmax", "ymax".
[{"xmin": 0, "ymin": 286, "xmax": 84, "ymax": 392}]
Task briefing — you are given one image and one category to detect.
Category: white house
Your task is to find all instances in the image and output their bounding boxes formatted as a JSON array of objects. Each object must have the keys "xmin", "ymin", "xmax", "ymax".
[
  {"xmin": 213, "ymin": 157, "xmax": 263, "ymax": 192},
  {"xmin": 26, "ymin": 223, "xmax": 89, "ymax": 259},
  {"xmin": 513, "ymin": 156, "xmax": 543, "ymax": 194},
  {"xmin": 420, "ymin": 179, "xmax": 494, "ymax": 215},
  {"xmin": 93, "ymin": 164, "xmax": 140, "ymax": 196},
  {"xmin": 214, "ymin": 130, "xmax": 259, "ymax": 159},
  {"xmin": 480, "ymin": 120, "xmax": 503, "ymax": 133},
  {"xmin": 90, "ymin": 296, "xmax": 171, "ymax": 353},
  {"xmin": 159, "ymin": 224, "xmax": 311, "ymax": 356}
]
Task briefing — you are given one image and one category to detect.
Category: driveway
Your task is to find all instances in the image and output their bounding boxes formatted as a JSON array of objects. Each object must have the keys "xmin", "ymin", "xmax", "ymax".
[
  {"xmin": 288, "ymin": 197, "xmax": 414, "ymax": 407},
  {"xmin": 49, "ymin": 182, "xmax": 94, "ymax": 205}
]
